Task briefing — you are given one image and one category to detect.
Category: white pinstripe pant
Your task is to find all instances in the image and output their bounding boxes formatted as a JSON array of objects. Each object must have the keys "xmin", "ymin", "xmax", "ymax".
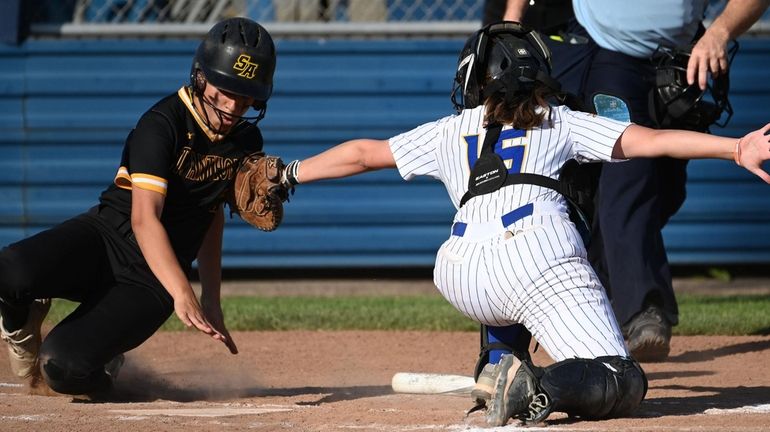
[{"xmin": 433, "ymin": 213, "xmax": 628, "ymax": 361}]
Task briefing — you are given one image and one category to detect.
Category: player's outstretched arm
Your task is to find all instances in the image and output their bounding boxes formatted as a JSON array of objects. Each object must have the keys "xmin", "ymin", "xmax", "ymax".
[
  {"xmin": 613, "ymin": 123, "xmax": 770, "ymax": 183},
  {"xmin": 131, "ymin": 187, "xmax": 219, "ymax": 336},
  {"xmin": 197, "ymin": 205, "xmax": 238, "ymax": 354},
  {"xmin": 288, "ymin": 139, "xmax": 396, "ymax": 185}
]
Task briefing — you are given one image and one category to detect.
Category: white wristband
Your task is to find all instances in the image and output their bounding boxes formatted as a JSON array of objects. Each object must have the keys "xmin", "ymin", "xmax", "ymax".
[{"xmin": 284, "ymin": 160, "xmax": 301, "ymax": 186}]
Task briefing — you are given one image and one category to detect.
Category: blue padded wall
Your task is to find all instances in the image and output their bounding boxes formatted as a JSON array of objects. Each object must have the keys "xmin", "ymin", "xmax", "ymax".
[{"xmin": 0, "ymin": 38, "xmax": 769, "ymax": 267}]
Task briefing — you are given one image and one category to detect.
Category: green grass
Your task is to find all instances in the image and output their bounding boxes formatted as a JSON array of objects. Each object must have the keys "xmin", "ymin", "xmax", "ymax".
[
  {"xmin": 674, "ymin": 294, "xmax": 770, "ymax": 336},
  {"xmin": 47, "ymin": 295, "xmax": 479, "ymax": 332},
  {"xmin": 46, "ymin": 293, "xmax": 770, "ymax": 335}
]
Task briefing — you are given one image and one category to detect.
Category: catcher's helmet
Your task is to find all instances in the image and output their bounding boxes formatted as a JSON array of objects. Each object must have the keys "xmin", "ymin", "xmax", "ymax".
[
  {"xmin": 191, "ymin": 17, "xmax": 276, "ymax": 109},
  {"xmin": 451, "ymin": 21, "xmax": 561, "ymax": 112},
  {"xmin": 649, "ymin": 42, "xmax": 737, "ymax": 131}
]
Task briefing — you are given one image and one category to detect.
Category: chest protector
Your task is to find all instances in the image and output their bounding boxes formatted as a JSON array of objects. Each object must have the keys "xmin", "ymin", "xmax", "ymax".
[{"xmin": 460, "ymin": 123, "xmax": 598, "ymax": 245}]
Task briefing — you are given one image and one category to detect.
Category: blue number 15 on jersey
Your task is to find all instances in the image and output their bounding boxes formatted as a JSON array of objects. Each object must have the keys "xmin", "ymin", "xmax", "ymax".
[{"xmin": 464, "ymin": 128, "xmax": 527, "ymax": 174}]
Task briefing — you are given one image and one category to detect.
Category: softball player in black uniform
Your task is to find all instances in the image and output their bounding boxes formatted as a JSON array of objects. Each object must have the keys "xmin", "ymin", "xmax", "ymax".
[{"xmin": 0, "ymin": 17, "xmax": 273, "ymax": 396}]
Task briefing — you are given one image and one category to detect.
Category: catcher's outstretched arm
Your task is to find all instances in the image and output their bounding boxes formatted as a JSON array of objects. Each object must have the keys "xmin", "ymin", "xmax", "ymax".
[
  {"xmin": 295, "ymin": 139, "xmax": 396, "ymax": 183},
  {"xmin": 613, "ymin": 123, "xmax": 770, "ymax": 183}
]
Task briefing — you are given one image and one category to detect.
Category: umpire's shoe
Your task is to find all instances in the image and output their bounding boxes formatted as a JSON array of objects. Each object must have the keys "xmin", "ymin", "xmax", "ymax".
[
  {"xmin": 623, "ymin": 304, "xmax": 672, "ymax": 362},
  {"xmin": 485, "ymin": 354, "xmax": 551, "ymax": 426},
  {"xmin": 0, "ymin": 299, "xmax": 51, "ymax": 379}
]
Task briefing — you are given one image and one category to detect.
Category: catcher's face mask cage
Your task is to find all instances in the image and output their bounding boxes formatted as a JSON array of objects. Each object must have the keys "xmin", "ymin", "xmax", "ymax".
[
  {"xmin": 190, "ymin": 17, "xmax": 277, "ymax": 127},
  {"xmin": 649, "ymin": 41, "xmax": 738, "ymax": 131},
  {"xmin": 451, "ymin": 21, "xmax": 561, "ymax": 113}
]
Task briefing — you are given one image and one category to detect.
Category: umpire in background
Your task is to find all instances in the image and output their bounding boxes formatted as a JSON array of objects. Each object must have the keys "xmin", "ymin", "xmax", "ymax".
[
  {"xmin": 0, "ymin": 17, "xmax": 273, "ymax": 396},
  {"xmin": 487, "ymin": 0, "xmax": 769, "ymax": 362}
]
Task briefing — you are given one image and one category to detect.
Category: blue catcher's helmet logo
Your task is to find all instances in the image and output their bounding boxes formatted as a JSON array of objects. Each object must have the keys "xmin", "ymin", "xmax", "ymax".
[{"xmin": 232, "ymin": 54, "xmax": 259, "ymax": 79}]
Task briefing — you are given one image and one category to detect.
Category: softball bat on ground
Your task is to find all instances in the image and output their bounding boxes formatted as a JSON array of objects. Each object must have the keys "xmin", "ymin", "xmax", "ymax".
[{"xmin": 391, "ymin": 372, "xmax": 475, "ymax": 395}]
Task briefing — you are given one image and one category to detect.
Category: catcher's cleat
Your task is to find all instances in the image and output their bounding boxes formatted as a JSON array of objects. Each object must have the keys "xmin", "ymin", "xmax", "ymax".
[
  {"xmin": 0, "ymin": 299, "xmax": 51, "ymax": 379},
  {"xmin": 485, "ymin": 354, "xmax": 550, "ymax": 426},
  {"xmin": 471, "ymin": 362, "xmax": 498, "ymax": 406},
  {"xmin": 623, "ymin": 304, "xmax": 671, "ymax": 362}
]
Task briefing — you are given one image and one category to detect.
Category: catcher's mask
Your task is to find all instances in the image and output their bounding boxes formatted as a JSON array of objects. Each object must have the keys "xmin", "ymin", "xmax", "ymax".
[
  {"xmin": 190, "ymin": 17, "xmax": 276, "ymax": 128},
  {"xmin": 451, "ymin": 21, "xmax": 561, "ymax": 112},
  {"xmin": 649, "ymin": 42, "xmax": 737, "ymax": 131}
]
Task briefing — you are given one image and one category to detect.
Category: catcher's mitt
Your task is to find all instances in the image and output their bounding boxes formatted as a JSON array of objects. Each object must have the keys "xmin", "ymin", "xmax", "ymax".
[{"xmin": 229, "ymin": 152, "xmax": 289, "ymax": 231}]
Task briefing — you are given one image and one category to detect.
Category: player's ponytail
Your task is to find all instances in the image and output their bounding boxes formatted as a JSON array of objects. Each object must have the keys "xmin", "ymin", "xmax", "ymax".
[{"xmin": 484, "ymin": 82, "xmax": 556, "ymax": 129}]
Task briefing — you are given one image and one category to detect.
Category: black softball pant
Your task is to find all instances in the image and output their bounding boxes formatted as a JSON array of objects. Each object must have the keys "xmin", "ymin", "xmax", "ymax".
[{"xmin": 0, "ymin": 209, "xmax": 174, "ymax": 395}]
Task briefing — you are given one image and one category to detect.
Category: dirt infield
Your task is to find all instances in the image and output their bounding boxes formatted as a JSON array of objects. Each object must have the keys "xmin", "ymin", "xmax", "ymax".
[{"xmin": 2, "ymin": 331, "xmax": 769, "ymax": 432}]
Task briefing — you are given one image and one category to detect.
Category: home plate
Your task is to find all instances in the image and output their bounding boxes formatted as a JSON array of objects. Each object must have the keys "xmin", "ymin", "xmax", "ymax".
[
  {"xmin": 110, "ymin": 406, "xmax": 293, "ymax": 418},
  {"xmin": 705, "ymin": 404, "xmax": 770, "ymax": 415}
]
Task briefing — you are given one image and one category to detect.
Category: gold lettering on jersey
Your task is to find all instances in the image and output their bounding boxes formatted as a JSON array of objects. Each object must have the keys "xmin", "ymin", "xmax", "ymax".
[
  {"xmin": 175, "ymin": 146, "xmax": 238, "ymax": 181},
  {"xmin": 233, "ymin": 54, "xmax": 259, "ymax": 79}
]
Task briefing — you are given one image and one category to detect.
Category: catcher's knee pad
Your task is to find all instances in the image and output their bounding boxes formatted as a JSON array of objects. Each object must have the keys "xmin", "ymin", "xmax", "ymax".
[
  {"xmin": 596, "ymin": 356, "xmax": 648, "ymax": 417},
  {"xmin": 538, "ymin": 356, "xmax": 647, "ymax": 419}
]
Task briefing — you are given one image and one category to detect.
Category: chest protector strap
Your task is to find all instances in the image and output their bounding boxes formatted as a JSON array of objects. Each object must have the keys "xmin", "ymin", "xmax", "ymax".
[{"xmin": 459, "ymin": 124, "xmax": 594, "ymax": 245}]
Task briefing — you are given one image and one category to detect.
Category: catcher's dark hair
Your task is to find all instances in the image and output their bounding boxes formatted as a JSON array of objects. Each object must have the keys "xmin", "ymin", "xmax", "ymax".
[{"xmin": 484, "ymin": 81, "xmax": 560, "ymax": 129}]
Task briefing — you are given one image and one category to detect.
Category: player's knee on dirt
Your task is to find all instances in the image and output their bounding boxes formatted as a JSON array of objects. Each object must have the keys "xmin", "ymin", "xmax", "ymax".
[
  {"xmin": 538, "ymin": 356, "xmax": 647, "ymax": 419},
  {"xmin": 39, "ymin": 342, "xmax": 112, "ymax": 395}
]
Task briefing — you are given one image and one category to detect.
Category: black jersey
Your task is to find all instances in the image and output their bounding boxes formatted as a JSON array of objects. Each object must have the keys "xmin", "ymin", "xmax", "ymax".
[{"xmin": 99, "ymin": 87, "xmax": 263, "ymax": 266}]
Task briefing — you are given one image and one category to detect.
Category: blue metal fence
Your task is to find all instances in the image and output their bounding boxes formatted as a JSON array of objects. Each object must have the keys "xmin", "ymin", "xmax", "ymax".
[{"xmin": 1, "ymin": 38, "xmax": 769, "ymax": 267}]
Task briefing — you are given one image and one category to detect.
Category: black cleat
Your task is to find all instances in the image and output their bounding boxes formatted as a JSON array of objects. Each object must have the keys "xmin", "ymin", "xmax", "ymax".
[{"xmin": 623, "ymin": 305, "xmax": 672, "ymax": 362}]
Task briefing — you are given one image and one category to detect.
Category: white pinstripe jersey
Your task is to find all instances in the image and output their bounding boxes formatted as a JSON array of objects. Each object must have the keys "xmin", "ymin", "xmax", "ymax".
[{"xmin": 388, "ymin": 105, "xmax": 631, "ymax": 223}]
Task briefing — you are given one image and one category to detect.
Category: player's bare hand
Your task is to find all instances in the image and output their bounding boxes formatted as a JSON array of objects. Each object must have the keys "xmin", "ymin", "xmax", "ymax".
[
  {"xmin": 736, "ymin": 123, "xmax": 770, "ymax": 183},
  {"xmin": 201, "ymin": 299, "xmax": 239, "ymax": 354},
  {"xmin": 687, "ymin": 28, "xmax": 729, "ymax": 90},
  {"xmin": 173, "ymin": 291, "xmax": 224, "ymax": 340}
]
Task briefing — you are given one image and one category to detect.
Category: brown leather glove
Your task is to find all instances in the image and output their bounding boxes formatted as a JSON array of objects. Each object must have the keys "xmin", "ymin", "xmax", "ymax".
[{"xmin": 228, "ymin": 152, "xmax": 289, "ymax": 231}]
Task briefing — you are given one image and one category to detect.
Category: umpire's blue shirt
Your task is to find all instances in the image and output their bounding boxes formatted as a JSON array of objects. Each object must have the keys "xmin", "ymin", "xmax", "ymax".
[{"xmin": 573, "ymin": 0, "xmax": 709, "ymax": 58}]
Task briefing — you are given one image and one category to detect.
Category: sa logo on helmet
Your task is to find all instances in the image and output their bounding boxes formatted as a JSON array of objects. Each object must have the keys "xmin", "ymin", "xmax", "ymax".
[{"xmin": 233, "ymin": 54, "xmax": 259, "ymax": 79}]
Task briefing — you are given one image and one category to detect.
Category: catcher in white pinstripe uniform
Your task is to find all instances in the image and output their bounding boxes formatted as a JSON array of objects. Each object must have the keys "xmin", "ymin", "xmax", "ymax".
[{"xmin": 280, "ymin": 22, "xmax": 770, "ymax": 426}]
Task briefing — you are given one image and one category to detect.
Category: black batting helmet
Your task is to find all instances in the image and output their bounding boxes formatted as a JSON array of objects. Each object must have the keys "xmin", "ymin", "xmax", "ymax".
[
  {"xmin": 649, "ymin": 42, "xmax": 737, "ymax": 131},
  {"xmin": 190, "ymin": 17, "xmax": 276, "ymax": 109},
  {"xmin": 451, "ymin": 21, "xmax": 561, "ymax": 112}
]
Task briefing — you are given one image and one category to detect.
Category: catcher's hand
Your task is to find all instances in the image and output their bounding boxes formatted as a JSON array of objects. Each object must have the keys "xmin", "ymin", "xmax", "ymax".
[{"xmin": 228, "ymin": 152, "xmax": 289, "ymax": 231}]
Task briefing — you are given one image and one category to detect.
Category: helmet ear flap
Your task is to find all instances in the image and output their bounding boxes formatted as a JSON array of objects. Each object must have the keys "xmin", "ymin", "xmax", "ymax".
[
  {"xmin": 474, "ymin": 30, "xmax": 490, "ymax": 86},
  {"xmin": 452, "ymin": 29, "xmax": 483, "ymax": 112}
]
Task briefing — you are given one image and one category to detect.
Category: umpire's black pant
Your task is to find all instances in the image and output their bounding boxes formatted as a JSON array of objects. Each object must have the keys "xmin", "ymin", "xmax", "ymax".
[
  {"xmin": 544, "ymin": 19, "xmax": 682, "ymax": 327},
  {"xmin": 0, "ymin": 207, "xmax": 173, "ymax": 395}
]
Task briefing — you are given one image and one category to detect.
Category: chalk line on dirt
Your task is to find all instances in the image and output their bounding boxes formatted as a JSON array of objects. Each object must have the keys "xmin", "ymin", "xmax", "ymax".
[
  {"xmin": 0, "ymin": 414, "xmax": 49, "ymax": 421},
  {"xmin": 705, "ymin": 404, "xmax": 770, "ymax": 415}
]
